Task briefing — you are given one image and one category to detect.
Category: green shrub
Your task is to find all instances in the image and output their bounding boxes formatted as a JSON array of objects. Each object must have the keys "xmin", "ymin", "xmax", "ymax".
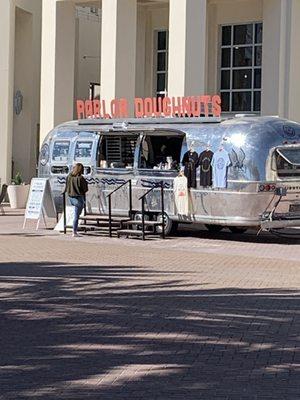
[{"xmin": 12, "ymin": 172, "xmax": 23, "ymax": 185}]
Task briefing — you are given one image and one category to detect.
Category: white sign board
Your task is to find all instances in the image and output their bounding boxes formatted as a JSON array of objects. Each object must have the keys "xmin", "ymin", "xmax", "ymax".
[{"xmin": 24, "ymin": 178, "xmax": 56, "ymax": 229}]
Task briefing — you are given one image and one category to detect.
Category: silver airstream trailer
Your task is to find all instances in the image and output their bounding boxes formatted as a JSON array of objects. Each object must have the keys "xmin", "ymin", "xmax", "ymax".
[{"xmin": 38, "ymin": 116, "xmax": 300, "ymax": 235}]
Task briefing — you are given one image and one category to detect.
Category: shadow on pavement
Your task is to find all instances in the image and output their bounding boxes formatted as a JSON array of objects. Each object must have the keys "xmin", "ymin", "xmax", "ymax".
[
  {"xmin": 0, "ymin": 262, "xmax": 299, "ymax": 399},
  {"xmin": 0, "ymin": 233, "xmax": 58, "ymax": 238},
  {"xmin": 176, "ymin": 225, "xmax": 300, "ymax": 245}
]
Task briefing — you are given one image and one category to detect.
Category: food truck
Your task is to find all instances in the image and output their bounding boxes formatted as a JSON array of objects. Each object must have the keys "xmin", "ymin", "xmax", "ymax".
[{"xmin": 38, "ymin": 115, "xmax": 300, "ymax": 235}]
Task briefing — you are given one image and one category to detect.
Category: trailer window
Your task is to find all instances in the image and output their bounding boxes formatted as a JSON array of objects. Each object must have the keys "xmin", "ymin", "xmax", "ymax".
[
  {"xmin": 52, "ymin": 141, "xmax": 70, "ymax": 162},
  {"xmin": 98, "ymin": 134, "xmax": 138, "ymax": 168},
  {"xmin": 74, "ymin": 141, "xmax": 93, "ymax": 162},
  {"xmin": 139, "ymin": 134, "xmax": 183, "ymax": 170},
  {"xmin": 276, "ymin": 148, "xmax": 300, "ymax": 177}
]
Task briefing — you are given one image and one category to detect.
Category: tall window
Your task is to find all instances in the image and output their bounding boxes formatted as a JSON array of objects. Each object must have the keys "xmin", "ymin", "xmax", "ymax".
[
  {"xmin": 155, "ymin": 30, "xmax": 168, "ymax": 98},
  {"xmin": 220, "ymin": 23, "xmax": 262, "ymax": 113}
]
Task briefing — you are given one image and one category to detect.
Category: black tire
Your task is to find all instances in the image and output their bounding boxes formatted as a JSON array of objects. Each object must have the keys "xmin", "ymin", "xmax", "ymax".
[
  {"xmin": 205, "ymin": 224, "xmax": 224, "ymax": 233},
  {"xmin": 133, "ymin": 212, "xmax": 150, "ymax": 230},
  {"xmin": 134, "ymin": 212, "xmax": 148, "ymax": 221},
  {"xmin": 156, "ymin": 213, "xmax": 177, "ymax": 236},
  {"xmin": 229, "ymin": 226, "xmax": 248, "ymax": 234}
]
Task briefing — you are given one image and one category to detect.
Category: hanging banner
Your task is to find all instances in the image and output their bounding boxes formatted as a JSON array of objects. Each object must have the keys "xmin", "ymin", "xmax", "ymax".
[{"xmin": 76, "ymin": 95, "xmax": 222, "ymax": 120}]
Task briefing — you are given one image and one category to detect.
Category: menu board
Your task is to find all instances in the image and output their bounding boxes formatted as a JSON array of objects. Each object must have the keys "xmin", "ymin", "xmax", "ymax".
[
  {"xmin": 25, "ymin": 178, "xmax": 56, "ymax": 220},
  {"xmin": 52, "ymin": 140, "xmax": 70, "ymax": 162},
  {"xmin": 74, "ymin": 141, "xmax": 93, "ymax": 162}
]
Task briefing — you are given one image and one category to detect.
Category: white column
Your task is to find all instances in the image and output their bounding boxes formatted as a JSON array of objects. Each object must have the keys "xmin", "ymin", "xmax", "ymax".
[
  {"xmin": 40, "ymin": 0, "xmax": 75, "ymax": 144},
  {"xmin": 285, "ymin": 0, "xmax": 300, "ymax": 121},
  {"xmin": 0, "ymin": 0, "xmax": 15, "ymax": 185},
  {"xmin": 262, "ymin": 0, "xmax": 300, "ymax": 121},
  {"xmin": 100, "ymin": 0, "xmax": 137, "ymax": 114},
  {"xmin": 135, "ymin": 4, "xmax": 147, "ymax": 98},
  {"xmin": 262, "ymin": 0, "xmax": 286, "ymax": 117},
  {"xmin": 168, "ymin": 0, "xmax": 207, "ymax": 97}
]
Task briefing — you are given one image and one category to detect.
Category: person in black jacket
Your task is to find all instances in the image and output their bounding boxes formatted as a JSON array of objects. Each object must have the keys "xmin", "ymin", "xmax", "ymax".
[{"xmin": 64, "ymin": 163, "xmax": 88, "ymax": 237}]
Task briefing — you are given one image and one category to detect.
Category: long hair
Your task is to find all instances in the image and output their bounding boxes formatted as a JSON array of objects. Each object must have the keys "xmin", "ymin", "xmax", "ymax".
[{"xmin": 71, "ymin": 163, "xmax": 84, "ymax": 177}]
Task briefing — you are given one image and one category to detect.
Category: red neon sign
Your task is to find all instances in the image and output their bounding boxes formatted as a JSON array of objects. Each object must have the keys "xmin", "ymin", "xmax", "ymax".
[{"xmin": 76, "ymin": 95, "xmax": 221, "ymax": 120}]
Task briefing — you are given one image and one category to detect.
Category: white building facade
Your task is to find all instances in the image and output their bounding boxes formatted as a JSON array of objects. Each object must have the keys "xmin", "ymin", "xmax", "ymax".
[{"xmin": 1, "ymin": 0, "xmax": 300, "ymax": 186}]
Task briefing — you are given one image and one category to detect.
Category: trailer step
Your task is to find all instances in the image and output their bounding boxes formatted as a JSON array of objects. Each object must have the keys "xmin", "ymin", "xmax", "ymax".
[
  {"xmin": 80, "ymin": 221, "xmax": 120, "ymax": 227},
  {"xmin": 117, "ymin": 229, "xmax": 162, "ymax": 239},
  {"xmin": 82, "ymin": 230, "xmax": 118, "ymax": 237},
  {"xmin": 80, "ymin": 224, "xmax": 119, "ymax": 230},
  {"xmin": 80, "ymin": 215, "xmax": 130, "ymax": 222},
  {"xmin": 122, "ymin": 220, "xmax": 163, "ymax": 226},
  {"xmin": 117, "ymin": 229, "xmax": 152, "ymax": 237}
]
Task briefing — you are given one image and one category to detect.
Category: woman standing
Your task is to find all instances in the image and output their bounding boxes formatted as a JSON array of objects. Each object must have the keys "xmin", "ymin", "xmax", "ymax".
[{"xmin": 65, "ymin": 163, "xmax": 88, "ymax": 237}]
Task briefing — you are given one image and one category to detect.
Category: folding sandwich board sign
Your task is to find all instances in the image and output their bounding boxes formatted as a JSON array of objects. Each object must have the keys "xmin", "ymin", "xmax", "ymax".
[{"xmin": 23, "ymin": 178, "xmax": 56, "ymax": 230}]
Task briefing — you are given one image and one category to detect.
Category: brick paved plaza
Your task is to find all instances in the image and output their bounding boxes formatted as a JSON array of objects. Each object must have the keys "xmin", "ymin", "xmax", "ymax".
[{"xmin": 0, "ymin": 210, "xmax": 299, "ymax": 399}]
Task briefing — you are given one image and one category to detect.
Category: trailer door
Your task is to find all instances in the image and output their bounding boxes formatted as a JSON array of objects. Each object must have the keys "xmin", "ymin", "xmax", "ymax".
[{"xmin": 95, "ymin": 131, "xmax": 139, "ymax": 214}]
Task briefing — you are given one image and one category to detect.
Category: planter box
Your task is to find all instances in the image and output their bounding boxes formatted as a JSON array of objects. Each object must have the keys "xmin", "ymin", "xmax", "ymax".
[{"xmin": 7, "ymin": 184, "xmax": 30, "ymax": 209}]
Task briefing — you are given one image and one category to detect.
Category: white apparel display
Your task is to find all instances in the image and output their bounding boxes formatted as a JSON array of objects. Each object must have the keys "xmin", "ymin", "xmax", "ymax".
[
  {"xmin": 211, "ymin": 149, "xmax": 231, "ymax": 188},
  {"xmin": 54, "ymin": 206, "xmax": 84, "ymax": 232},
  {"xmin": 173, "ymin": 175, "xmax": 189, "ymax": 215}
]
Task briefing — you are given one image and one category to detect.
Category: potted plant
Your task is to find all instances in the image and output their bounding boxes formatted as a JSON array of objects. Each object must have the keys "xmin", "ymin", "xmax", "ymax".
[{"xmin": 7, "ymin": 172, "xmax": 30, "ymax": 209}]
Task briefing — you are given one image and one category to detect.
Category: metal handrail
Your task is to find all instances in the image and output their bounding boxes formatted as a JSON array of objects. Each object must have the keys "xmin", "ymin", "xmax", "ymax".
[
  {"xmin": 139, "ymin": 181, "xmax": 165, "ymax": 240},
  {"xmin": 160, "ymin": 183, "xmax": 165, "ymax": 239},
  {"xmin": 106, "ymin": 179, "xmax": 132, "ymax": 197},
  {"xmin": 138, "ymin": 186, "xmax": 157, "ymax": 200},
  {"xmin": 106, "ymin": 179, "xmax": 132, "ymax": 237}
]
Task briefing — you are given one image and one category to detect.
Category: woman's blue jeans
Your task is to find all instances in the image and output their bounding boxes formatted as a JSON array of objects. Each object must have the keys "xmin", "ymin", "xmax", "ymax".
[{"xmin": 69, "ymin": 195, "xmax": 85, "ymax": 233}]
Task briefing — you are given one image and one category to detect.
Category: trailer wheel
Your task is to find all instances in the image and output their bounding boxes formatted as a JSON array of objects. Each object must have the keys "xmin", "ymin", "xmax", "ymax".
[
  {"xmin": 132, "ymin": 212, "xmax": 150, "ymax": 230},
  {"xmin": 205, "ymin": 224, "xmax": 223, "ymax": 233},
  {"xmin": 156, "ymin": 213, "xmax": 178, "ymax": 236},
  {"xmin": 229, "ymin": 227, "xmax": 248, "ymax": 234}
]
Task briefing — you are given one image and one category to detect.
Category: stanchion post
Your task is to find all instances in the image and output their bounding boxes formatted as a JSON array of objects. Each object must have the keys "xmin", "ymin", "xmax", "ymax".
[
  {"xmin": 141, "ymin": 197, "xmax": 145, "ymax": 241},
  {"xmin": 108, "ymin": 195, "xmax": 112, "ymax": 237},
  {"xmin": 63, "ymin": 192, "xmax": 67, "ymax": 234},
  {"xmin": 84, "ymin": 194, "xmax": 87, "ymax": 215},
  {"xmin": 129, "ymin": 180, "xmax": 132, "ymax": 218},
  {"xmin": 161, "ymin": 181, "xmax": 165, "ymax": 239}
]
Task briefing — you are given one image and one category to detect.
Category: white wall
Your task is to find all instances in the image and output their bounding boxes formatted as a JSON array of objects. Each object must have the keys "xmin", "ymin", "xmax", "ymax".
[
  {"xmin": 0, "ymin": 0, "xmax": 15, "ymax": 186},
  {"xmin": 13, "ymin": 8, "xmax": 34, "ymax": 182},
  {"xmin": 15, "ymin": 0, "xmax": 41, "ymax": 150},
  {"xmin": 143, "ymin": 4, "xmax": 169, "ymax": 98},
  {"xmin": 74, "ymin": 7, "xmax": 101, "ymax": 102},
  {"xmin": 0, "ymin": 0, "xmax": 41, "ymax": 185},
  {"xmin": 14, "ymin": 0, "xmax": 41, "ymax": 182},
  {"xmin": 286, "ymin": 0, "xmax": 300, "ymax": 122},
  {"xmin": 135, "ymin": 4, "xmax": 147, "ymax": 98},
  {"xmin": 40, "ymin": 0, "xmax": 76, "ymax": 145}
]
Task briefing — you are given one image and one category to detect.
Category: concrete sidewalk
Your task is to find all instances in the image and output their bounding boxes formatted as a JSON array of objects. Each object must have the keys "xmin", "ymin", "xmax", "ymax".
[{"xmin": 0, "ymin": 209, "xmax": 299, "ymax": 399}]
